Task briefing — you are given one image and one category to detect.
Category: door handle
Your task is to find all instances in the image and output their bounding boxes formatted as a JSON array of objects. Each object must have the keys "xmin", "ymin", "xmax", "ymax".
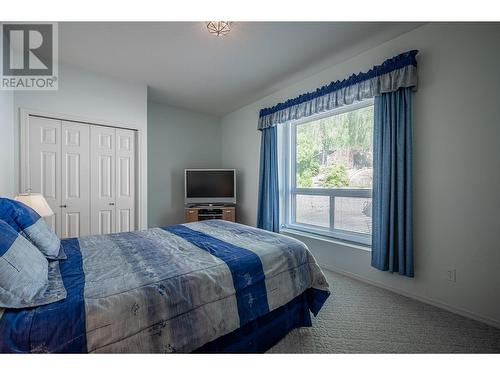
[
  {"xmin": 109, "ymin": 202, "xmax": 115, "ymax": 206},
  {"xmin": 60, "ymin": 204, "xmax": 67, "ymax": 208}
]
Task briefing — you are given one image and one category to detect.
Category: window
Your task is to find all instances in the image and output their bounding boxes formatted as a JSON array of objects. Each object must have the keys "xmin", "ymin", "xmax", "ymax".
[{"xmin": 280, "ymin": 100, "xmax": 374, "ymax": 245}]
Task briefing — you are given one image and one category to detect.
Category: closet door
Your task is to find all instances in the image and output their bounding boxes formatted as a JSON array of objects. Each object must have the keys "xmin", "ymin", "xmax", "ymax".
[
  {"xmin": 61, "ymin": 121, "xmax": 90, "ymax": 238},
  {"xmin": 27, "ymin": 116, "xmax": 62, "ymax": 236},
  {"xmin": 90, "ymin": 125, "xmax": 116, "ymax": 235},
  {"xmin": 115, "ymin": 129, "xmax": 136, "ymax": 233}
]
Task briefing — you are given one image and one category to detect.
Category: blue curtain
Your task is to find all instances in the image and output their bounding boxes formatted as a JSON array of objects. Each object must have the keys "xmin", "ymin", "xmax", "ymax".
[
  {"xmin": 257, "ymin": 126, "xmax": 279, "ymax": 232},
  {"xmin": 372, "ymin": 88, "xmax": 414, "ymax": 277}
]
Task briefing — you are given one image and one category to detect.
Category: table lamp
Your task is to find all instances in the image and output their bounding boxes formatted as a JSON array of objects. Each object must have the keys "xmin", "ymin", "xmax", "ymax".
[{"xmin": 13, "ymin": 192, "xmax": 54, "ymax": 217}]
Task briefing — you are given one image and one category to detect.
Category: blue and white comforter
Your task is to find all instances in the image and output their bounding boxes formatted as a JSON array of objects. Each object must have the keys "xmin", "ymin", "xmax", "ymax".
[{"xmin": 0, "ymin": 220, "xmax": 330, "ymax": 353}]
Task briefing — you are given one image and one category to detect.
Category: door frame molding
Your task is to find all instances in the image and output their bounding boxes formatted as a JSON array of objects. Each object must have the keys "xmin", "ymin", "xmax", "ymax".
[{"xmin": 19, "ymin": 107, "xmax": 143, "ymax": 231}]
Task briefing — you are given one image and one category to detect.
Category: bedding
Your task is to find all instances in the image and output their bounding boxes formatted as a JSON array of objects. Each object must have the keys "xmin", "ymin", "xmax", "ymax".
[
  {"xmin": 0, "ymin": 220, "xmax": 329, "ymax": 353},
  {"xmin": 0, "ymin": 197, "xmax": 64, "ymax": 260},
  {"xmin": 0, "ymin": 219, "xmax": 66, "ymax": 309}
]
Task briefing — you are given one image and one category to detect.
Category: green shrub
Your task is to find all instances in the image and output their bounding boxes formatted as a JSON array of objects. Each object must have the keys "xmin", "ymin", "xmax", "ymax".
[{"xmin": 322, "ymin": 165, "xmax": 349, "ymax": 188}]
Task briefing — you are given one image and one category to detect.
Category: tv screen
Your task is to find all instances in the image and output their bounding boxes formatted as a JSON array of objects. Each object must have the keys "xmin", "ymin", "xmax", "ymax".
[{"xmin": 185, "ymin": 169, "xmax": 235, "ymax": 204}]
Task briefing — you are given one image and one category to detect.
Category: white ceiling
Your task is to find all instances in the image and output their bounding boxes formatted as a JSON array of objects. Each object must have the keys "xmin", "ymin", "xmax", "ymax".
[{"xmin": 59, "ymin": 22, "xmax": 423, "ymax": 116}]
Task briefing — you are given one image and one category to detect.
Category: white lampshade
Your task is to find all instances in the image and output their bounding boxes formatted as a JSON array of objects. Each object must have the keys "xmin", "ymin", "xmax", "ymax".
[{"xmin": 14, "ymin": 193, "xmax": 54, "ymax": 217}]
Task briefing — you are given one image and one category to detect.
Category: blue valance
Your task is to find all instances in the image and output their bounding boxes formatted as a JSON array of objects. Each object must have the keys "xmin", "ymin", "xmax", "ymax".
[{"xmin": 258, "ymin": 50, "xmax": 418, "ymax": 130}]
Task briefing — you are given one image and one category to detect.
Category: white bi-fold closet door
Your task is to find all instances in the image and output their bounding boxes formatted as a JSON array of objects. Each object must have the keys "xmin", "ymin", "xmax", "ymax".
[
  {"xmin": 90, "ymin": 125, "xmax": 136, "ymax": 235},
  {"xmin": 26, "ymin": 115, "xmax": 136, "ymax": 239}
]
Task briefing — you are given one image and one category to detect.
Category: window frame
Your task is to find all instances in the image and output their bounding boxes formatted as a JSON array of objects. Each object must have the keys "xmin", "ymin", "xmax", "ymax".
[{"xmin": 280, "ymin": 99, "xmax": 374, "ymax": 246}]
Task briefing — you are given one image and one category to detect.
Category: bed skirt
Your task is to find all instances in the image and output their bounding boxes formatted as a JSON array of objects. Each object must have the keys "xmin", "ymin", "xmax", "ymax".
[{"xmin": 195, "ymin": 292, "xmax": 312, "ymax": 353}]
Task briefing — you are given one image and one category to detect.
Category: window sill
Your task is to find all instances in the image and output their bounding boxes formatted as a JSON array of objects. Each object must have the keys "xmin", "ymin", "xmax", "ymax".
[{"xmin": 280, "ymin": 227, "xmax": 372, "ymax": 252}]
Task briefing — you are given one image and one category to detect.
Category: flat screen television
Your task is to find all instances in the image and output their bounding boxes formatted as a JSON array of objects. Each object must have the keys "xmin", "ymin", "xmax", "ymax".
[{"xmin": 185, "ymin": 169, "xmax": 236, "ymax": 205}]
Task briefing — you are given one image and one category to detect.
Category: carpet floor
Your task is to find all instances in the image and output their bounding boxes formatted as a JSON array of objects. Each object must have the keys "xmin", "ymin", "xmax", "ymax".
[{"xmin": 268, "ymin": 269, "xmax": 500, "ymax": 353}]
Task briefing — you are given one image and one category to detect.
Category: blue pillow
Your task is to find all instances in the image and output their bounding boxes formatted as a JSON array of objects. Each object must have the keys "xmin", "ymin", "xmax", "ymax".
[
  {"xmin": 0, "ymin": 219, "xmax": 66, "ymax": 308},
  {"xmin": 0, "ymin": 197, "xmax": 64, "ymax": 260}
]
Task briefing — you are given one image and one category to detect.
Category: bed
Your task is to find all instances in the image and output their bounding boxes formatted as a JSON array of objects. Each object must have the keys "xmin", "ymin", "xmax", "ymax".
[{"xmin": 0, "ymin": 220, "xmax": 330, "ymax": 353}]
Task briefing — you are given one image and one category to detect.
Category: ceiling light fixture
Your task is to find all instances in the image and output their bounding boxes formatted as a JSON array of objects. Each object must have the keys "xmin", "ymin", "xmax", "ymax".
[{"xmin": 206, "ymin": 22, "xmax": 232, "ymax": 37}]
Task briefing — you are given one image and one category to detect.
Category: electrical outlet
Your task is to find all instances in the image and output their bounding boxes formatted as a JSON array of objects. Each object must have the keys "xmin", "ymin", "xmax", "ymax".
[{"xmin": 446, "ymin": 269, "xmax": 457, "ymax": 282}]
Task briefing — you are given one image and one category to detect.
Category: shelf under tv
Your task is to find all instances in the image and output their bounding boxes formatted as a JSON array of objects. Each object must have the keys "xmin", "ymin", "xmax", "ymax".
[
  {"xmin": 184, "ymin": 205, "xmax": 236, "ymax": 223},
  {"xmin": 186, "ymin": 203, "xmax": 235, "ymax": 208}
]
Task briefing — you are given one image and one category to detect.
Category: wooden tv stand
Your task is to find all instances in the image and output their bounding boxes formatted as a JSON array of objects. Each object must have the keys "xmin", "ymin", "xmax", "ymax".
[{"xmin": 185, "ymin": 205, "xmax": 236, "ymax": 223}]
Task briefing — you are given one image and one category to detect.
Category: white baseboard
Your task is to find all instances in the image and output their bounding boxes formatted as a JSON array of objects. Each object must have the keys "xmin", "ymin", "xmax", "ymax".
[{"xmin": 320, "ymin": 263, "xmax": 500, "ymax": 330}]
